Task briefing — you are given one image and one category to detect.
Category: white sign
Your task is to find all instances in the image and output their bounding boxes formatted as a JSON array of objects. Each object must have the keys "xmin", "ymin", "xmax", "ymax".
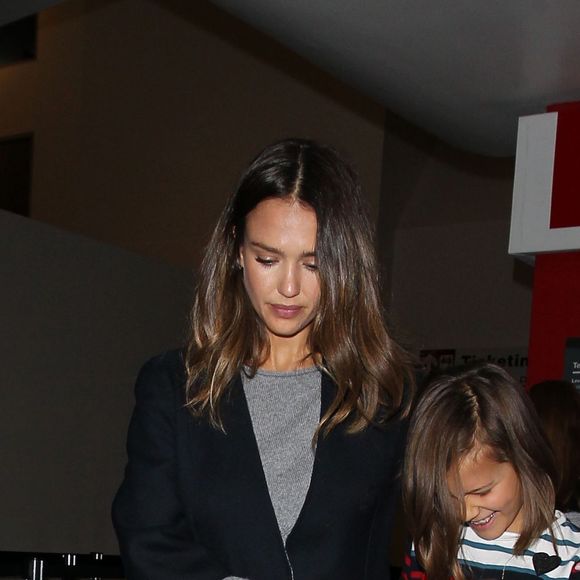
[{"xmin": 420, "ymin": 347, "xmax": 528, "ymax": 386}]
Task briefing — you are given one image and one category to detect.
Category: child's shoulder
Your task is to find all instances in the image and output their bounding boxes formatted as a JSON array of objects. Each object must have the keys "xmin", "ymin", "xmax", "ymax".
[
  {"xmin": 565, "ymin": 511, "xmax": 580, "ymax": 530},
  {"xmin": 551, "ymin": 510, "xmax": 580, "ymax": 543},
  {"xmin": 539, "ymin": 512, "xmax": 580, "ymax": 577},
  {"xmin": 457, "ymin": 514, "xmax": 580, "ymax": 578}
]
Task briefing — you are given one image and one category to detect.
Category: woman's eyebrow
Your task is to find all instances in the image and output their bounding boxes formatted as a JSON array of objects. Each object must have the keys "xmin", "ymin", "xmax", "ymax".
[
  {"xmin": 250, "ymin": 241, "xmax": 282, "ymax": 254},
  {"xmin": 250, "ymin": 241, "xmax": 316, "ymax": 258}
]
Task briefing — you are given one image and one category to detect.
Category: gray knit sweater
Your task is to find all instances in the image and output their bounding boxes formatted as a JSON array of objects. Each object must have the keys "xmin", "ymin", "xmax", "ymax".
[{"xmin": 218, "ymin": 367, "xmax": 323, "ymax": 580}]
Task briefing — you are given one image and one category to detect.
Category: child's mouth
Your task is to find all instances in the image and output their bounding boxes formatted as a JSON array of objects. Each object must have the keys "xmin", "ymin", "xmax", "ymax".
[{"xmin": 470, "ymin": 511, "xmax": 497, "ymax": 529}]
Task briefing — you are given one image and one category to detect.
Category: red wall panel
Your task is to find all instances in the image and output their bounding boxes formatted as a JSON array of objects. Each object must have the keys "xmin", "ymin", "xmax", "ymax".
[
  {"xmin": 527, "ymin": 251, "xmax": 580, "ymax": 385},
  {"xmin": 546, "ymin": 102, "xmax": 580, "ymax": 229}
]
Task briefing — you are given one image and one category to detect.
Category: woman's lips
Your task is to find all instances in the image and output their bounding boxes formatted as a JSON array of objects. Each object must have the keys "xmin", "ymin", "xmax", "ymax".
[
  {"xmin": 470, "ymin": 511, "xmax": 497, "ymax": 529},
  {"xmin": 270, "ymin": 304, "xmax": 303, "ymax": 319}
]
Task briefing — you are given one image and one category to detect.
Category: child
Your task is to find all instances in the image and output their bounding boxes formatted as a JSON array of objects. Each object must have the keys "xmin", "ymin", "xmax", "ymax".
[{"xmin": 402, "ymin": 363, "xmax": 580, "ymax": 579}]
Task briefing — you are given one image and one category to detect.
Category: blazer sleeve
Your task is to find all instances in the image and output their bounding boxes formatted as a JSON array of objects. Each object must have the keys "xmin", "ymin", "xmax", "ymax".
[
  {"xmin": 364, "ymin": 417, "xmax": 408, "ymax": 579},
  {"xmin": 112, "ymin": 352, "xmax": 228, "ymax": 580}
]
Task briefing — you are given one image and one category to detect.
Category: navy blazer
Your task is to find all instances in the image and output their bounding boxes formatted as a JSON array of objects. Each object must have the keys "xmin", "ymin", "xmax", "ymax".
[{"xmin": 112, "ymin": 350, "xmax": 406, "ymax": 580}]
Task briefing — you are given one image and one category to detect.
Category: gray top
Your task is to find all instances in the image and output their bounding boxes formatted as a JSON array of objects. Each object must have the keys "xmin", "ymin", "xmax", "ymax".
[
  {"xmin": 567, "ymin": 511, "xmax": 580, "ymax": 527},
  {"xmin": 242, "ymin": 366, "xmax": 322, "ymax": 543}
]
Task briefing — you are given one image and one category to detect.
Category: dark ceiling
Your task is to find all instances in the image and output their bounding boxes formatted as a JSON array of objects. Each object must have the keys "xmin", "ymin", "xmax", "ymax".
[
  {"xmin": 210, "ymin": 0, "xmax": 580, "ymax": 157},
  {"xmin": 4, "ymin": 0, "xmax": 580, "ymax": 157}
]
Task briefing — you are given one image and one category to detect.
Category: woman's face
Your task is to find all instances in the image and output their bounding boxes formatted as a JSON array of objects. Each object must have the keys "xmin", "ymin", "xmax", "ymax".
[{"xmin": 239, "ymin": 197, "xmax": 320, "ymax": 348}]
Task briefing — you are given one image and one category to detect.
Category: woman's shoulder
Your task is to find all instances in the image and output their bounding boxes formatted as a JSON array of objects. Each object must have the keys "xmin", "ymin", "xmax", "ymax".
[
  {"xmin": 134, "ymin": 349, "xmax": 188, "ymax": 399},
  {"xmin": 140, "ymin": 349, "xmax": 186, "ymax": 376},
  {"xmin": 137, "ymin": 349, "xmax": 241, "ymax": 402}
]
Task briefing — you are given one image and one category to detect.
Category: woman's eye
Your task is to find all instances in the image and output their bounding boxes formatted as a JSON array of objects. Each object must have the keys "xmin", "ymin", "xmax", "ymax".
[
  {"xmin": 256, "ymin": 257, "xmax": 276, "ymax": 267},
  {"xmin": 304, "ymin": 263, "xmax": 318, "ymax": 272}
]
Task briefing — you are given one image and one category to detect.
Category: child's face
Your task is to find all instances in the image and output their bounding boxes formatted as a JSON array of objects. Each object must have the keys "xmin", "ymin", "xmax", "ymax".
[{"xmin": 448, "ymin": 446, "xmax": 524, "ymax": 541}]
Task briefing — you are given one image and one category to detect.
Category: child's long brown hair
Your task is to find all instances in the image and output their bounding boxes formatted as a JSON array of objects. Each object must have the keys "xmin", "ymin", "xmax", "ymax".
[{"xmin": 403, "ymin": 364, "xmax": 557, "ymax": 580}]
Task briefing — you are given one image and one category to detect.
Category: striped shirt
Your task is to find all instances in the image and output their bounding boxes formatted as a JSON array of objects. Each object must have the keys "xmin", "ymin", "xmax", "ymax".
[{"xmin": 403, "ymin": 512, "xmax": 580, "ymax": 579}]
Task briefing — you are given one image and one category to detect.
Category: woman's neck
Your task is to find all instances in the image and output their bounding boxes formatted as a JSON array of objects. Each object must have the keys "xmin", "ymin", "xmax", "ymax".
[{"xmin": 260, "ymin": 336, "xmax": 318, "ymax": 372}]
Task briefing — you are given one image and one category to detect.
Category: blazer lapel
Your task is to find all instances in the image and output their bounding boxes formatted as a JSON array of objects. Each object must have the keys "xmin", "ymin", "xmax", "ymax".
[
  {"xmin": 285, "ymin": 372, "xmax": 336, "ymax": 542},
  {"xmin": 221, "ymin": 374, "xmax": 282, "ymax": 532},
  {"xmin": 186, "ymin": 373, "xmax": 289, "ymax": 570},
  {"xmin": 216, "ymin": 372, "xmax": 336, "ymax": 547}
]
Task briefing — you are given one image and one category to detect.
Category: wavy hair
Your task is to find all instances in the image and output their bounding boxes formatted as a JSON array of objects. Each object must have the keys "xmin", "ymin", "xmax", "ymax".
[
  {"xmin": 402, "ymin": 364, "xmax": 557, "ymax": 580},
  {"xmin": 184, "ymin": 138, "xmax": 413, "ymax": 434},
  {"xmin": 530, "ymin": 379, "xmax": 580, "ymax": 512}
]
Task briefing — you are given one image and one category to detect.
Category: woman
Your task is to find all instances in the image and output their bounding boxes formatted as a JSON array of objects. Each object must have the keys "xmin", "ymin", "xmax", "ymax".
[{"xmin": 112, "ymin": 138, "xmax": 413, "ymax": 579}]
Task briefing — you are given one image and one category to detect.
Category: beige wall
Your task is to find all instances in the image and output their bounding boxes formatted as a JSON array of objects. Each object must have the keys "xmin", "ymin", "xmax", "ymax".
[
  {"xmin": 2, "ymin": 0, "xmax": 531, "ymax": 356},
  {"xmin": 378, "ymin": 113, "xmax": 532, "ymax": 351},
  {"xmin": 4, "ymin": 0, "xmax": 385, "ymax": 269},
  {"xmin": 1, "ymin": 0, "xmax": 534, "ymax": 356}
]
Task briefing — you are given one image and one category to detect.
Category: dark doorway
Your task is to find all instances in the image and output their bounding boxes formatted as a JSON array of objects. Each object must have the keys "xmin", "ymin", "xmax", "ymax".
[
  {"xmin": 0, "ymin": 15, "xmax": 37, "ymax": 67},
  {"xmin": 0, "ymin": 134, "xmax": 33, "ymax": 216}
]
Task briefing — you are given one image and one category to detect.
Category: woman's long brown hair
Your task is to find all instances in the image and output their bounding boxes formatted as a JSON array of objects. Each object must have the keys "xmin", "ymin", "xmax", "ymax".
[
  {"xmin": 184, "ymin": 138, "xmax": 414, "ymax": 434},
  {"xmin": 402, "ymin": 364, "xmax": 558, "ymax": 580}
]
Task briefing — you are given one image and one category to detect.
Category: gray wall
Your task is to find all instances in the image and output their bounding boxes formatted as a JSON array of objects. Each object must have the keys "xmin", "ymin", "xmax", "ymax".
[{"xmin": 1, "ymin": 209, "xmax": 192, "ymax": 553}]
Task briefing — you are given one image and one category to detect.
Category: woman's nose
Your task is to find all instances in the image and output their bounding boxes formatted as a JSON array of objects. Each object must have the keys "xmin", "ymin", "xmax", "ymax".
[{"xmin": 279, "ymin": 264, "xmax": 300, "ymax": 298}]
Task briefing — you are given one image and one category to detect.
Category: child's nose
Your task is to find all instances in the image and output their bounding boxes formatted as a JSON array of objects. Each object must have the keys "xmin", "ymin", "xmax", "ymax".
[{"xmin": 464, "ymin": 498, "xmax": 479, "ymax": 522}]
